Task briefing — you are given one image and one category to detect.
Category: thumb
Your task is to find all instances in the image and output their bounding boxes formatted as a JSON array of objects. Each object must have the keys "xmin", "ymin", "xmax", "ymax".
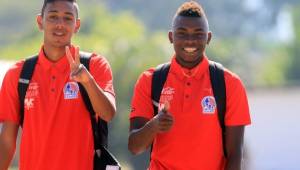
[{"xmin": 161, "ymin": 101, "xmax": 170, "ymax": 113}]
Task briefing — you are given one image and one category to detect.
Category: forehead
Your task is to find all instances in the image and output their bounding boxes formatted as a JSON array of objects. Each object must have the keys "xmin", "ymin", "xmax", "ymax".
[
  {"xmin": 173, "ymin": 16, "xmax": 208, "ymax": 31},
  {"xmin": 44, "ymin": 1, "xmax": 76, "ymax": 15}
]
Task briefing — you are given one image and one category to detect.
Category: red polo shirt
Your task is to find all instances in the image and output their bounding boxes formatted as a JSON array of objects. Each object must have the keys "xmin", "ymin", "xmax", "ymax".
[
  {"xmin": 130, "ymin": 56, "xmax": 251, "ymax": 170},
  {"xmin": 0, "ymin": 46, "xmax": 115, "ymax": 170}
]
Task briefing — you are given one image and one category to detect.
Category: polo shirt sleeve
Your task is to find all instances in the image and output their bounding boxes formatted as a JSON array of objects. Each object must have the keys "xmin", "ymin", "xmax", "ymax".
[
  {"xmin": 0, "ymin": 62, "xmax": 23, "ymax": 124},
  {"xmin": 130, "ymin": 69, "xmax": 155, "ymax": 120},
  {"xmin": 89, "ymin": 55, "xmax": 115, "ymax": 103},
  {"xmin": 224, "ymin": 71, "xmax": 251, "ymax": 126}
]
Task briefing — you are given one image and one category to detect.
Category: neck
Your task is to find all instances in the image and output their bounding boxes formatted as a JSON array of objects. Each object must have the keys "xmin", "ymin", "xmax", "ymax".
[
  {"xmin": 43, "ymin": 44, "xmax": 68, "ymax": 62},
  {"xmin": 176, "ymin": 57, "xmax": 203, "ymax": 69}
]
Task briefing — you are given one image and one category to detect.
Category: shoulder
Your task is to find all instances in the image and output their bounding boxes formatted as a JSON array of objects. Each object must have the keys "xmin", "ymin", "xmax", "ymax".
[
  {"xmin": 4, "ymin": 60, "xmax": 25, "ymax": 78},
  {"xmin": 222, "ymin": 68, "xmax": 248, "ymax": 96},
  {"xmin": 1, "ymin": 60, "xmax": 25, "ymax": 88},
  {"xmin": 223, "ymin": 68, "xmax": 244, "ymax": 86},
  {"xmin": 136, "ymin": 68, "xmax": 155, "ymax": 84},
  {"xmin": 87, "ymin": 53, "xmax": 112, "ymax": 73},
  {"xmin": 90, "ymin": 53, "xmax": 110, "ymax": 65}
]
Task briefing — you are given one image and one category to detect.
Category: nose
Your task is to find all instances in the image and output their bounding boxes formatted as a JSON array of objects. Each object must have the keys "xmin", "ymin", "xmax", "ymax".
[{"xmin": 55, "ymin": 18, "xmax": 64, "ymax": 29}]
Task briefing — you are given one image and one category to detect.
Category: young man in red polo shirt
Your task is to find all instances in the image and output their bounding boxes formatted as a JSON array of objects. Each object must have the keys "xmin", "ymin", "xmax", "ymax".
[
  {"xmin": 128, "ymin": 1, "xmax": 251, "ymax": 170},
  {"xmin": 0, "ymin": 0, "xmax": 116, "ymax": 169}
]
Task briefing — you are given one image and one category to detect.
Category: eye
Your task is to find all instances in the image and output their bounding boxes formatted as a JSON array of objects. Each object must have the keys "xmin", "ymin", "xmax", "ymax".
[
  {"xmin": 64, "ymin": 16, "xmax": 73, "ymax": 21},
  {"xmin": 176, "ymin": 31, "xmax": 187, "ymax": 38},
  {"xmin": 49, "ymin": 15, "xmax": 57, "ymax": 19},
  {"xmin": 195, "ymin": 32, "xmax": 207, "ymax": 38}
]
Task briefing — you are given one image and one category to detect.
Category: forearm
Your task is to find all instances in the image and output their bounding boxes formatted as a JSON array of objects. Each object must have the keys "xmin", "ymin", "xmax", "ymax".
[
  {"xmin": 224, "ymin": 125, "xmax": 245, "ymax": 170},
  {"xmin": 225, "ymin": 154, "xmax": 242, "ymax": 170},
  {"xmin": 128, "ymin": 121, "xmax": 157, "ymax": 155},
  {"xmin": 81, "ymin": 77, "xmax": 116, "ymax": 122},
  {"xmin": 0, "ymin": 122, "xmax": 18, "ymax": 170},
  {"xmin": 0, "ymin": 142, "xmax": 15, "ymax": 170}
]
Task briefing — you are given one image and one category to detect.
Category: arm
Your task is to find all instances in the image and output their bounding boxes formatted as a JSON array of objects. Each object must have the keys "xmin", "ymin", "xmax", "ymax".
[
  {"xmin": 80, "ymin": 78, "xmax": 116, "ymax": 122},
  {"xmin": 224, "ymin": 125, "xmax": 245, "ymax": 170},
  {"xmin": 0, "ymin": 122, "xmax": 19, "ymax": 170},
  {"xmin": 128, "ymin": 106, "xmax": 174, "ymax": 155},
  {"xmin": 66, "ymin": 46, "xmax": 116, "ymax": 122}
]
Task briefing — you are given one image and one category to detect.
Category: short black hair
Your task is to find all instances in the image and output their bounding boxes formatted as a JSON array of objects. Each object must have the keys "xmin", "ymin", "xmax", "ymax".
[
  {"xmin": 41, "ymin": 0, "xmax": 79, "ymax": 18},
  {"xmin": 176, "ymin": 1, "xmax": 206, "ymax": 18}
]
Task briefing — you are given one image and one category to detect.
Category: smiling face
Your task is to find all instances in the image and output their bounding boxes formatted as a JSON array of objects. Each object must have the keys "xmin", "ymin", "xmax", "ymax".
[
  {"xmin": 169, "ymin": 15, "xmax": 211, "ymax": 69},
  {"xmin": 37, "ymin": 1, "xmax": 80, "ymax": 49}
]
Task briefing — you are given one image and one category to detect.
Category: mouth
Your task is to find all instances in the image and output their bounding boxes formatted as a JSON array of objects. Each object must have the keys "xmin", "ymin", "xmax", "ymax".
[
  {"xmin": 53, "ymin": 30, "xmax": 66, "ymax": 37},
  {"xmin": 183, "ymin": 47, "xmax": 198, "ymax": 53}
]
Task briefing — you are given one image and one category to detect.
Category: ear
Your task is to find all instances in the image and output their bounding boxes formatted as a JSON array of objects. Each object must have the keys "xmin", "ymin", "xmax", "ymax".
[
  {"xmin": 74, "ymin": 18, "xmax": 81, "ymax": 33},
  {"xmin": 168, "ymin": 31, "xmax": 174, "ymax": 44},
  {"xmin": 36, "ymin": 14, "xmax": 43, "ymax": 31},
  {"xmin": 207, "ymin": 31, "xmax": 212, "ymax": 45}
]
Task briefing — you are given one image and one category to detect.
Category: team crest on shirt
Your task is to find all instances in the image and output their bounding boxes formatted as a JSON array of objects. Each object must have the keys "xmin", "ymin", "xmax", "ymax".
[
  {"xmin": 64, "ymin": 82, "xmax": 79, "ymax": 99},
  {"xmin": 201, "ymin": 96, "xmax": 216, "ymax": 114}
]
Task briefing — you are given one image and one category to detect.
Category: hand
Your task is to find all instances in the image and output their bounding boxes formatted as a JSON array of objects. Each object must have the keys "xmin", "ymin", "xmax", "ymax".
[
  {"xmin": 65, "ymin": 46, "xmax": 93, "ymax": 83},
  {"xmin": 150, "ymin": 101, "xmax": 174, "ymax": 133}
]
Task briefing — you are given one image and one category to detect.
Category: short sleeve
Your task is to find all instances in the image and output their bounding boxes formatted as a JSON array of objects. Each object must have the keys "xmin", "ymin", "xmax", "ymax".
[
  {"xmin": 0, "ymin": 62, "xmax": 24, "ymax": 124},
  {"xmin": 130, "ymin": 69, "xmax": 155, "ymax": 120},
  {"xmin": 89, "ymin": 54, "xmax": 115, "ymax": 97},
  {"xmin": 224, "ymin": 71, "xmax": 251, "ymax": 126}
]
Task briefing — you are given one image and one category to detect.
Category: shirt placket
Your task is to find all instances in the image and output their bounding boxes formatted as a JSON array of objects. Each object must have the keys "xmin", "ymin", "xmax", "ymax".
[
  {"xmin": 50, "ymin": 64, "xmax": 57, "ymax": 102},
  {"xmin": 183, "ymin": 77, "xmax": 193, "ymax": 111}
]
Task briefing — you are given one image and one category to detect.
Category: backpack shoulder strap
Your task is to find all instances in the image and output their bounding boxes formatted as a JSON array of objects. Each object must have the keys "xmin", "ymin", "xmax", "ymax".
[
  {"xmin": 151, "ymin": 62, "xmax": 171, "ymax": 116},
  {"xmin": 18, "ymin": 55, "xmax": 38, "ymax": 127},
  {"xmin": 78, "ymin": 52, "xmax": 108, "ymax": 148},
  {"xmin": 208, "ymin": 60, "xmax": 227, "ymax": 157}
]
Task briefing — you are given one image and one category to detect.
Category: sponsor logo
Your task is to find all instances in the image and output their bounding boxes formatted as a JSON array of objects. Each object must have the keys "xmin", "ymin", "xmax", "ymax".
[
  {"xmin": 159, "ymin": 87, "xmax": 175, "ymax": 110},
  {"xmin": 26, "ymin": 82, "xmax": 39, "ymax": 98},
  {"xmin": 25, "ymin": 98, "xmax": 35, "ymax": 110},
  {"xmin": 201, "ymin": 96, "xmax": 216, "ymax": 114},
  {"xmin": 64, "ymin": 82, "xmax": 79, "ymax": 99}
]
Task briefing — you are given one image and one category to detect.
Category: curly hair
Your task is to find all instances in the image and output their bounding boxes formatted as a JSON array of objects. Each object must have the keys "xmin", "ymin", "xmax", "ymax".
[{"xmin": 176, "ymin": 1, "xmax": 206, "ymax": 18}]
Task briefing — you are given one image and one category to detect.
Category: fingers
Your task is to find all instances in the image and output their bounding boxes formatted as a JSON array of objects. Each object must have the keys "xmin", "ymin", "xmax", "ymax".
[
  {"xmin": 65, "ymin": 46, "xmax": 81, "ymax": 66},
  {"xmin": 65, "ymin": 46, "xmax": 75, "ymax": 66},
  {"xmin": 157, "ymin": 113, "xmax": 173, "ymax": 132},
  {"xmin": 74, "ymin": 46, "xmax": 80, "ymax": 65}
]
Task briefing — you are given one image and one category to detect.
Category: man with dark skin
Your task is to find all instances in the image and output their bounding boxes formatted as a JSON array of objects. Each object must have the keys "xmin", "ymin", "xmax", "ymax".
[
  {"xmin": 128, "ymin": 1, "xmax": 251, "ymax": 170},
  {"xmin": 0, "ymin": 0, "xmax": 116, "ymax": 169}
]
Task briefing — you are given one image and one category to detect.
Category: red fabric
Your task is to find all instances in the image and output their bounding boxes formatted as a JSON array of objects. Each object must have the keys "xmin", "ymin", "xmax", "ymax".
[
  {"xmin": 0, "ymin": 45, "xmax": 115, "ymax": 170},
  {"xmin": 130, "ymin": 55, "xmax": 251, "ymax": 170}
]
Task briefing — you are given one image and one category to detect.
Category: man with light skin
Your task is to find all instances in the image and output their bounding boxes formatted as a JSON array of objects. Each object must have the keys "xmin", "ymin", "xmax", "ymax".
[
  {"xmin": 0, "ymin": 0, "xmax": 116, "ymax": 169},
  {"xmin": 128, "ymin": 1, "xmax": 251, "ymax": 170}
]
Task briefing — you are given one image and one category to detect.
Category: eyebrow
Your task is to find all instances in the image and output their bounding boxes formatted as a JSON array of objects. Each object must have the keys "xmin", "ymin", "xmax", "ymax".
[
  {"xmin": 48, "ymin": 10, "xmax": 74, "ymax": 16},
  {"xmin": 176, "ymin": 27, "xmax": 207, "ymax": 32}
]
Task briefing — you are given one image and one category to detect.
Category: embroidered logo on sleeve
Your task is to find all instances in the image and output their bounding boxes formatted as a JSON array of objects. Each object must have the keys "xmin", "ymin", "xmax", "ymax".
[
  {"xmin": 201, "ymin": 96, "xmax": 216, "ymax": 114},
  {"xmin": 64, "ymin": 82, "xmax": 79, "ymax": 99}
]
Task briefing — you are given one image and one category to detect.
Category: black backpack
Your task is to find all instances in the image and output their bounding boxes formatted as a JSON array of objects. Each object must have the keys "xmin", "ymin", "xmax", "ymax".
[
  {"xmin": 151, "ymin": 61, "xmax": 227, "ymax": 157},
  {"xmin": 18, "ymin": 52, "xmax": 121, "ymax": 170}
]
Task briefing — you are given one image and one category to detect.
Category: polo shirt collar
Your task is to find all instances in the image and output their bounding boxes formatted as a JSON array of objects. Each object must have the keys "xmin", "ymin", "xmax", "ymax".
[
  {"xmin": 38, "ymin": 45, "xmax": 74, "ymax": 73},
  {"xmin": 170, "ymin": 54, "xmax": 209, "ymax": 80}
]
